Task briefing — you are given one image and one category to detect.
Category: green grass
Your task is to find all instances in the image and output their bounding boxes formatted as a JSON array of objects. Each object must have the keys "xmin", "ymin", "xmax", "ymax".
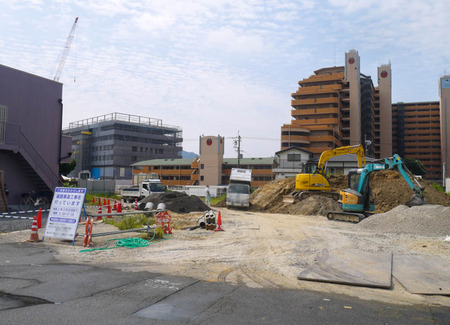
[
  {"xmin": 431, "ymin": 183, "xmax": 449, "ymax": 195},
  {"xmin": 210, "ymin": 194, "xmax": 226, "ymax": 205},
  {"xmin": 104, "ymin": 214, "xmax": 155, "ymax": 230},
  {"xmin": 103, "ymin": 214, "xmax": 165, "ymax": 240}
]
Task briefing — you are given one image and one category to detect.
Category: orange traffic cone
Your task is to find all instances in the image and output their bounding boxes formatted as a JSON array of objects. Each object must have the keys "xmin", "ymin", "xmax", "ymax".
[
  {"xmin": 103, "ymin": 198, "xmax": 107, "ymax": 206},
  {"xmin": 98, "ymin": 197, "xmax": 101, "ymax": 206},
  {"xmin": 92, "ymin": 196, "xmax": 95, "ymax": 204},
  {"xmin": 134, "ymin": 199, "xmax": 138, "ymax": 210},
  {"xmin": 117, "ymin": 201, "xmax": 122, "ymax": 213},
  {"xmin": 215, "ymin": 211, "xmax": 224, "ymax": 231},
  {"xmin": 96, "ymin": 206, "xmax": 103, "ymax": 220},
  {"xmin": 107, "ymin": 198, "xmax": 110, "ymax": 207},
  {"xmin": 28, "ymin": 216, "xmax": 40, "ymax": 242},
  {"xmin": 37, "ymin": 208, "xmax": 43, "ymax": 229},
  {"xmin": 107, "ymin": 205, "xmax": 112, "ymax": 218},
  {"xmin": 113, "ymin": 200, "xmax": 117, "ymax": 211}
]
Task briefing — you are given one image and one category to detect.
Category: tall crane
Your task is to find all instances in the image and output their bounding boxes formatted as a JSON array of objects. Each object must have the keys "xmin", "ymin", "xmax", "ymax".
[{"xmin": 53, "ymin": 17, "xmax": 78, "ymax": 82}]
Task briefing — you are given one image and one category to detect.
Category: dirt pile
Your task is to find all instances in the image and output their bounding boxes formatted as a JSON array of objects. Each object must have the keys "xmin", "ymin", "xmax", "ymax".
[
  {"xmin": 250, "ymin": 178, "xmax": 295, "ymax": 211},
  {"xmin": 140, "ymin": 191, "xmax": 210, "ymax": 213},
  {"xmin": 358, "ymin": 204, "xmax": 450, "ymax": 237},
  {"xmin": 329, "ymin": 170, "xmax": 450, "ymax": 213},
  {"xmin": 249, "ymin": 178, "xmax": 341, "ymax": 216},
  {"xmin": 250, "ymin": 171, "xmax": 450, "ymax": 215}
]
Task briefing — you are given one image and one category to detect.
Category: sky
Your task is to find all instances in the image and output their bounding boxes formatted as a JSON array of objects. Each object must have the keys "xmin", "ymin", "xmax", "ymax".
[{"xmin": 1, "ymin": 0, "xmax": 449, "ymax": 158}]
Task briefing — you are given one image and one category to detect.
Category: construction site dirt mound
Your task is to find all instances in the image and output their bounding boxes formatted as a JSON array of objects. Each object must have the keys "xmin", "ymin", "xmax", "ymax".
[
  {"xmin": 249, "ymin": 178, "xmax": 341, "ymax": 216},
  {"xmin": 140, "ymin": 191, "xmax": 210, "ymax": 213},
  {"xmin": 250, "ymin": 171, "xmax": 450, "ymax": 215}
]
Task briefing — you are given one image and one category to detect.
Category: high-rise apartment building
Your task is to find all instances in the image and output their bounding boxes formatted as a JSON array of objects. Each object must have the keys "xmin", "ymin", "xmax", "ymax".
[
  {"xmin": 281, "ymin": 49, "xmax": 392, "ymax": 159},
  {"xmin": 392, "ymin": 102, "xmax": 441, "ymax": 179}
]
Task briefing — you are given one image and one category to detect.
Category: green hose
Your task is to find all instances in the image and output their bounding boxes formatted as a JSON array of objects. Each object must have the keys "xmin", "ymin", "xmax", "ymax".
[
  {"xmin": 80, "ymin": 237, "xmax": 149, "ymax": 252},
  {"xmin": 79, "ymin": 232, "xmax": 171, "ymax": 253}
]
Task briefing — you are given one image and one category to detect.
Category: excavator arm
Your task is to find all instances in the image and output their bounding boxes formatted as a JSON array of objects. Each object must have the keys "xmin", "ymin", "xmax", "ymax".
[
  {"xmin": 328, "ymin": 154, "xmax": 426, "ymax": 223},
  {"xmin": 316, "ymin": 144, "xmax": 366, "ymax": 175}
]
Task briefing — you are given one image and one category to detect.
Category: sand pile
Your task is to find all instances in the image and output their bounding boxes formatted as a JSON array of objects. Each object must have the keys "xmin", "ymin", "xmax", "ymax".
[
  {"xmin": 358, "ymin": 204, "xmax": 450, "ymax": 237},
  {"xmin": 250, "ymin": 170, "xmax": 450, "ymax": 215},
  {"xmin": 140, "ymin": 191, "xmax": 210, "ymax": 213}
]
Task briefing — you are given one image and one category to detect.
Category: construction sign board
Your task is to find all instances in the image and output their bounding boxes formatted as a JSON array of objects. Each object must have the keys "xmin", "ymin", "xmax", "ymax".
[{"xmin": 44, "ymin": 187, "xmax": 86, "ymax": 241}]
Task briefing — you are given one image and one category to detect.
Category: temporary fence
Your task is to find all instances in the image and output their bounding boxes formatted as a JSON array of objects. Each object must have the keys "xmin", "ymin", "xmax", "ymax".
[
  {"xmin": 83, "ymin": 207, "xmax": 172, "ymax": 248},
  {"xmin": 0, "ymin": 209, "xmax": 50, "ymax": 220}
]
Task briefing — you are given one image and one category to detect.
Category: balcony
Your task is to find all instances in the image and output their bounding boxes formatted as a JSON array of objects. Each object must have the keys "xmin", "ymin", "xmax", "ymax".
[
  {"xmin": 291, "ymin": 107, "xmax": 340, "ymax": 117},
  {"xmin": 293, "ymin": 84, "xmax": 342, "ymax": 96},
  {"xmin": 308, "ymin": 135, "xmax": 336, "ymax": 142},
  {"xmin": 293, "ymin": 118, "xmax": 340, "ymax": 126},
  {"xmin": 404, "ymin": 135, "xmax": 441, "ymax": 141},
  {"xmin": 404, "ymin": 129, "xmax": 441, "ymax": 135},
  {"xmin": 281, "ymin": 125, "xmax": 311, "ymax": 134},
  {"xmin": 291, "ymin": 97, "xmax": 339, "ymax": 107},
  {"xmin": 299, "ymin": 73, "xmax": 345, "ymax": 85}
]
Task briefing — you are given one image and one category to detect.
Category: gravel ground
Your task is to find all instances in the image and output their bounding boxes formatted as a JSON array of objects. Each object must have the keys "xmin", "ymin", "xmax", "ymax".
[{"xmin": 357, "ymin": 204, "xmax": 450, "ymax": 237}]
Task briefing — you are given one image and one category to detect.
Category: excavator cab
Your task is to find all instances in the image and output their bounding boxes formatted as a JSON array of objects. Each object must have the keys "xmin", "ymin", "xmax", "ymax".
[
  {"xmin": 340, "ymin": 169, "xmax": 375, "ymax": 213},
  {"xmin": 300, "ymin": 159, "xmax": 317, "ymax": 174}
]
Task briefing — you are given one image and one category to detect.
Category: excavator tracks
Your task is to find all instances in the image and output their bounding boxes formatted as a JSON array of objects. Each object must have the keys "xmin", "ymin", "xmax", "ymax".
[
  {"xmin": 283, "ymin": 191, "xmax": 340, "ymax": 204},
  {"xmin": 326, "ymin": 211, "xmax": 367, "ymax": 223}
]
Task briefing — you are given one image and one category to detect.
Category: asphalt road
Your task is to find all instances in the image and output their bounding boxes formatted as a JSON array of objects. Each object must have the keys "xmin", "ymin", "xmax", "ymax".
[{"xmin": 0, "ymin": 242, "xmax": 448, "ymax": 325}]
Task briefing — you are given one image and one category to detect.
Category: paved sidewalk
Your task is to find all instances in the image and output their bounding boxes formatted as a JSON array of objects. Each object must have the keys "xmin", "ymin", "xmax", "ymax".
[{"xmin": 0, "ymin": 242, "xmax": 448, "ymax": 325}]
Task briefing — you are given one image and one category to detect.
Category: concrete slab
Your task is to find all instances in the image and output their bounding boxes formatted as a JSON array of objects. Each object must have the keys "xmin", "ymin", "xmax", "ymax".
[
  {"xmin": 1, "ymin": 264, "xmax": 153, "ymax": 303},
  {"xmin": 393, "ymin": 255, "xmax": 450, "ymax": 295},
  {"xmin": 133, "ymin": 281, "xmax": 236, "ymax": 322},
  {"xmin": 298, "ymin": 249, "xmax": 392, "ymax": 289}
]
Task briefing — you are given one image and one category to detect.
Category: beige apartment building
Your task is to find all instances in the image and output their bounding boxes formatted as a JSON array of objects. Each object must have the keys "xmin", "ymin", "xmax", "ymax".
[{"xmin": 281, "ymin": 49, "xmax": 392, "ymax": 158}]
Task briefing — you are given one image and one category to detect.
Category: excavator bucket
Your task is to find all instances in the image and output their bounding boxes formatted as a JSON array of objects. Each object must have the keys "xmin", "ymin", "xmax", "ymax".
[{"xmin": 405, "ymin": 194, "xmax": 426, "ymax": 207}]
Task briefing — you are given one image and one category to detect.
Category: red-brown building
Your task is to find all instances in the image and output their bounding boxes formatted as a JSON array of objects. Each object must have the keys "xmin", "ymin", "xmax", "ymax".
[{"xmin": 132, "ymin": 136, "xmax": 274, "ymax": 187}]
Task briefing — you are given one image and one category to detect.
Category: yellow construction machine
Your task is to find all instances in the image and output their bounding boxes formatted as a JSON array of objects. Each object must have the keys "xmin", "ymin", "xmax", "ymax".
[{"xmin": 283, "ymin": 145, "xmax": 366, "ymax": 203}]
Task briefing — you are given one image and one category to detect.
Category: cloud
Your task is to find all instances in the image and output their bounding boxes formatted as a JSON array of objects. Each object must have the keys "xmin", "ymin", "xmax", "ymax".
[
  {"xmin": 1, "ymin": 0, "xmax": 449, "ymax": 156},
  {"xmin": 206, "ymin": 28, "xmax": 266, "ymax": 55}
]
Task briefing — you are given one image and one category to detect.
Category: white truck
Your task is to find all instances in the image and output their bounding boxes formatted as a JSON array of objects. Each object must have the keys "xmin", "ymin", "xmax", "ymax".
[
  {"xmin": 226, "ymin": 168, "xmax": 252, "ymax": 209},
  {"xmin": 121, "ymin": 179, "xmax": 165, "ymax": 202}
]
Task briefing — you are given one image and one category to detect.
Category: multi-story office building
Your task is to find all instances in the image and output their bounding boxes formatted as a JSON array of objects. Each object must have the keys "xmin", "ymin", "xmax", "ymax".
[
  {"xmin": 63, "ymin": 112, "xmax": 182, "ymax": 180},
  {"xmin": 281, "ymin": 49, "xmax": 392, "ymax": 159},
  {"xmin": 392, "ymin": 102, "xmax": 441, "ymax": 180}
]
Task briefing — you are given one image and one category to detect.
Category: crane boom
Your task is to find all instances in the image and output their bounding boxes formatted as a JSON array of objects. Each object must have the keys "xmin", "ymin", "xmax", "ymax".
[{"xmin": 54, "ymin": 17, "xmax": 78, "ymax": 82}]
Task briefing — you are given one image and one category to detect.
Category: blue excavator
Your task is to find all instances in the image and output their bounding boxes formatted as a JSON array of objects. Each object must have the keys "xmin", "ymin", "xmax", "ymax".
[{"xmin": 327, "ymin": 154, "xmax": 426, "ymax": 223}]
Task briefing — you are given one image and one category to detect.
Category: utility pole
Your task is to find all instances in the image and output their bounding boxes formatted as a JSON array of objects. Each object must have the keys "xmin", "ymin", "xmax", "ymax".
[{"xmin": 233, "ymin": 131, "xmax": 242, "ymax": 167}]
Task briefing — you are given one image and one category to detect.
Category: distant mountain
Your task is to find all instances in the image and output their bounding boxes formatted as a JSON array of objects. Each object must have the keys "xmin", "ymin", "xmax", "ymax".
[{"xmin": 180, "ymin": 151, "xmax": 199, "ymax": 159}]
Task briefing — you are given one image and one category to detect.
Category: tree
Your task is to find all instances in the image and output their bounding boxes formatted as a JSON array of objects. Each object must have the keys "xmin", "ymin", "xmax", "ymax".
[
  {"xmin": 59, "ymin": 159, "xmax": 77, "ymax": 176},
  {"xmin": 403, "ymin": 158, "xmax": 426, "ymax": 176}
]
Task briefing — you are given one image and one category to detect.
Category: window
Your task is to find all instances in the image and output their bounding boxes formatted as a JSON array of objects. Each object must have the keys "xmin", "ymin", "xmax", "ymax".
[
  {"xmin": 287, "ymin": 154, "xmax": 302, "ymax": 161},
  {"xmin": 200, "ymin": 176, "xmax": 204, "ymax": 181},
  {"xmin": 201, "ymin": 164, "xmax": 204, "ymax": 169},
  {"xmin": 132, "ymin": 146, "xmax": 137, "ymax": 152}
]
